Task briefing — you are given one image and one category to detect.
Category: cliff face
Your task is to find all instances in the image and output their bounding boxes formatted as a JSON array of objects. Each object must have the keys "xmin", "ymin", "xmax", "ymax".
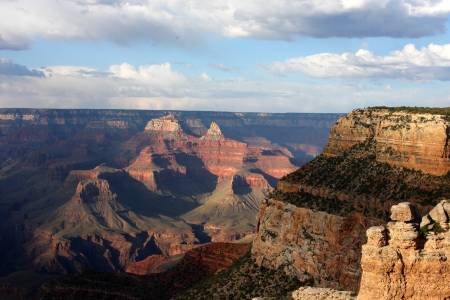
[
  {"xmin": 252, "ymin": 199, "xmax": 378, "ymax": 290},
  {"xmin": 324, "ymin": 108, "xmax": 450, "ymax": 176},
  {"xmin": 358, "ymin": 201, "xmax": 450, "ymax": 300},
  {"xmin": 252, "ymin": 107, "xmax": 450, "ymax": 292}
]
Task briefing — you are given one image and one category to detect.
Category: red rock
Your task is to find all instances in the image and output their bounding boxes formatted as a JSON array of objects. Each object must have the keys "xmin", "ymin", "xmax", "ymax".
[{"xmin": 125, "ymin": 255, "xmax": 169, "ymax": 275}]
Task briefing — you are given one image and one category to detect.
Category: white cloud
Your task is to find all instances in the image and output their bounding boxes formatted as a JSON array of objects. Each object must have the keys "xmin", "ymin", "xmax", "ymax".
[
  {"xmin": 108, "ymin": 63, "xmax": 187, "ymax": 90},
  {"xmin": 270, "ymin": 43, "xmax": 450, "ymax": 81},
  {"xmin": 43, "ymin": 66, "xmax": 101, "ymax": 77},
  {"xmin": 200, "ymin": 72, "xmax": 211, "ymax": 81},
  {"xmin": 0, "ymin": 59, "xmax": 449, "ymax": 113},
  {"xmin": 1, "ymin": 0, "xmax": 450, "ymax": 49}
]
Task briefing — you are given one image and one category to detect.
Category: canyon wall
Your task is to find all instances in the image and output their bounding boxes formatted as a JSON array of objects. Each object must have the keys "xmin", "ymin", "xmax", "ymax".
[
  {"xmin": 324, "ymin": 108, "xmax": 450, "ymax": 176},
  {"xmin": 252, "ymin": 199, "xmax": 378, "ymax": 291},
  {"xmin": 358, "ymin": 201, "xmax": 450, "ymax": 300},
  {"xmin": 252, "ymin": 107, "xmax": 450, "ymax": 292}
]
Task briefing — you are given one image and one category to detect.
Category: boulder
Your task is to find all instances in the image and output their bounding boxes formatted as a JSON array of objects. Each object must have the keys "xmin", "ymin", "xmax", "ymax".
[
  {"xmin": 390, "ymin": 202, "xmax": 419, "ymax": 222},
  {"xmin": 428, "ymin": 199, "xmax": 449, "ymax": 224},
  {"xmin": 366, "ymin": 226, "xmax": 387, "ymax": 247}
]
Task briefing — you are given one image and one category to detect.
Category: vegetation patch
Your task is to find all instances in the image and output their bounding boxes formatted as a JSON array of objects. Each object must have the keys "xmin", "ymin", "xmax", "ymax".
[
  {"xmin": 276, "ymin": 140, "xmax": 450, "ymax": 221},
  {"xmin": 172, "ymin": 252, "xmax": 303, "ymax": 300},
  {"xmin": 368, "ymin": 106, "xmax": 450, "ymax": 116}
]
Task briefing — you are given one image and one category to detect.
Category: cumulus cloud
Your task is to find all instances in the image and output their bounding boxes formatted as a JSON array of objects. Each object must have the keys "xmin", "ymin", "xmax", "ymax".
[
  {"xmin": 0, "ymin": 58, "xmax": 44, "ymax": 77},
  {"xmin": 0, "ymin": 59, "xmax": 449, "ymax": 113},
  {"xmin": 270, "ymin": 43, "xmax": 450, "ymax": 81},
  {"xmin": 1, "ymin": 0, "xmax": 450, "ymax": 49},
  {"xmin": 108, "ymin": 63, "xmax": 187, "ymax": 91}
]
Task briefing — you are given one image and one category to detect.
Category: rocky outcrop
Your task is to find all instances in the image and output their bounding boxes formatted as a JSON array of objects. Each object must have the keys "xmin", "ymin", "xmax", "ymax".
[
  {"xmin": 144, "ymin": 113, "xmax": 182, "ymax": 133},
  {"xmin": 125, "ymin": 147, "xmax": 157, "ymax": 190},
  {"xmin": 202, "ymin": 121, "xmax": 224, "ymax": 140},
  {"xmin": 358, "ymin": 200, "xmax": 450, "ymax": 300},
  {"xmin": 125, "ymin": 255, "xmax": 169, "ymax": 275},
  {"xmin": 252, "ymin": 199, "xmax": 378, "ymax": 291},
  {"xmin": 252, "ymin": 108, "xmax": 450, "ymax": 293},
  {"xmin": 241, "ymin": 173, "xmax": 270, "ymax": 189},
  {"xmin": 292, "ymin": 287, "xmax": 356, "ymax": 300},
  {"xmin": 324, "ymin": 108, "xmax": 450, "ymax": 176},
  {"xmin": 195, "ymin": 137, "xmax": 247, "ymax": 179}
]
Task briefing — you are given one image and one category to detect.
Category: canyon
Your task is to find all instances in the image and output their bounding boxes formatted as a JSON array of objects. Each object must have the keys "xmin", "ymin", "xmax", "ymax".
[
  {"xmin": 0, "ymin": 109, "xmax": 338, "ymax": 292},
  {"xmin": 2, "ymin": 107, "xmax": 449, "ymax": 299}
]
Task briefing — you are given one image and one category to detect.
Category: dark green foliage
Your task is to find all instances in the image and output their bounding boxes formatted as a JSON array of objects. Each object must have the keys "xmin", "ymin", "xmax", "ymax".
[
  {"xmin": 419, "ymin": 226, "xmax": 429, "ymax": 239},
  {"xmin": 368, "ymin": 106, "xmax": 450, "ymax": 117},
  {"xmin": 431, "ymin": 222, "xmax": 446, "ymax": 234},
  {"xmin": 419, "ymin": 222, "xmax": 446, "ymax": 239},
  {"xmin": 172, "ymin": 252, "xmax": 303, "ymax": 300},
  {"xmin": 277, "ymin": 141, "xmax": 450, "ymax": 221}
]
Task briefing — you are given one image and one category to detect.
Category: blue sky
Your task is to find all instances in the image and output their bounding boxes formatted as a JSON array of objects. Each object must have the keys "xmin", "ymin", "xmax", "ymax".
[{"xmin": 1, "ymin": 1, "xmax": 450, "ymax": 112}]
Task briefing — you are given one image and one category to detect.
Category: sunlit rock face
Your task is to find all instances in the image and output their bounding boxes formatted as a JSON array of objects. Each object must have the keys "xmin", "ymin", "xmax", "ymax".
[
  {"xmin": 252, "ymin": 199, "xmax": 377, "ymax": 291},
  {"xmin": 324, "ymin": 108, "xmax": 450, "ymax": 176},
  {"xmin": 251, "ymin": 108, "xmax": 450, "ymax": 292},
  {"xmin": 144, "ymin": 113, "xmax": 182, "ymax": 133},
  {"xmin": 202, "ymin": 121, "xmax": 224, "ymax": 141},
  {"xmin": 358, "ymin": 200, "xmax": 450, "ymax": 300}
]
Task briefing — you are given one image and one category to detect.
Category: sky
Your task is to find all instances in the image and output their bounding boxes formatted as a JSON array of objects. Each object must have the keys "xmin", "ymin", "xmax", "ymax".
[{"xmin": 0, "ymin": 1, "xmax": 450, "ymax": 113}]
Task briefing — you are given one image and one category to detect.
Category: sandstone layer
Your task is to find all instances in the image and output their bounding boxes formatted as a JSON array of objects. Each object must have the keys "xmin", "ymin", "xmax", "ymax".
[
  {"xmin": 324, "ymin": 108, "xmax": 450, "ymax": 176},
  {"xmin": 291, "ymin": 287, "xmax": 356, "ymax": 300},
  {"xmin": 252, "ymin": 108, "xmax": 450, "ymax": 293},
  {"xmin": 358, "ymin": 200, "xmax": 450, "ymax": 300},
  {"xmin": 252, "ymin": 199, "xmax": 378, "ymax": 291}
]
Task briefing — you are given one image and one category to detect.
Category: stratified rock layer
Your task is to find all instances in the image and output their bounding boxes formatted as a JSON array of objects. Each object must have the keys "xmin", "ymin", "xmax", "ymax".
[
  {"xmin": 252, "ymin": 108, "xmax": 450, "ymax": 293},
  {"xmin": 358, "ymin": 200, "xmax": 450, "ymax": 300},
  {"xmin": 324, "ymin": 108, "xmax": 450, "ymax": 176},
  {"xmin": 252, "ymin": 199, "xmax": 378, "ymax": 291},
  {"xmin": 292, "ymin": 287, "xmax": 356, "ymax": 300}
]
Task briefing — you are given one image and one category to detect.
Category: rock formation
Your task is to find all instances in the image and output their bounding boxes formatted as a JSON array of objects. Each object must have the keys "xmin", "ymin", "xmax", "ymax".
[
  {"xmin": 252, "ymin": 107, "xmax": 450, "ymax": 292},
  {"xmin": 202, "ymin": 121, "xmax": 224, "ymax": 140},
  {"xmin": 26, "ymin": 168, "xmax": 199, "ymax": 274},
  {"xmin": 252, "ymin": 199, "xmax": 378, "ymax": 291},
  {"xmin": 324, "ymin": 108, "xmax": 450, "ymax": 176},
  {"xmin": 144, "ymin": 113, "xmax": 182, "ymax": 133},
  {"xmin": 292, "ymin": 287, "xmax": 356, "ymax": 300},
  {"xmin": 123, "ymin": 115, "xmax": 297, "ymax": 243},
  {"xmin": 358, "ymin": 200, "xmax": 450, "ymax": 300}
]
